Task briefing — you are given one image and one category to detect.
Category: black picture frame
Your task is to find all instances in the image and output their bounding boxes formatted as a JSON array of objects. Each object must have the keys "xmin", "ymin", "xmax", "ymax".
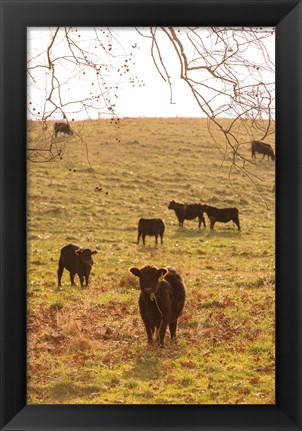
[{"xmin": 1, "ymin": 0, "xmax": 301, "ymax": 430}]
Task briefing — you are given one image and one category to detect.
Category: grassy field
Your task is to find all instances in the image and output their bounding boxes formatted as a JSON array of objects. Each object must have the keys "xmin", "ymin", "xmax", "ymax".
[{"xmin": 27, "ymin": 117, "xmax": 275, "ymax": 404}]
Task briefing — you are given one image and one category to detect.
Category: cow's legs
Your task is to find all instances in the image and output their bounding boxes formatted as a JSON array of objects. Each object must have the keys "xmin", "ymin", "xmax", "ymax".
[
  {"xmin": 143, "ymin": 322, "xmax": 153, "ymax": 345},
  {"xmin": 57, "ymin": 259, "xmax": 64, "ymax": 286},
  {"xmin": 78, "ymin": 274, "xmax": 84, "ymax": 288},
  {"xmin": 142, "ymin": 234, "xmax": 146, "ymax": 245},
  {"xmin": 155, "ymin": 235, "xmax": 158, "ymax": 245},
  {"xmin": 169, "ymin": 320, "xmax": 177, "ymax": 339},
  {"xmin": 177, "ymin": 217, "xmax": 184, "ymax": 227},
  {"xmin": 233, "ymin": 218, "xmax": 241, "ymax": 230},
  {"xmin": 69, "ymin": 272, "xmax": 75, "ymax": 286},
  {"xmin": 137, "ymin": 232, "xmax": 141, "ymax": 244},
  {"xmin": 210, "ymin": 219, "xmax": 215, "ymax": 230},
  {"xmin": 158, "ymin": 321, "xmax": 168, "ymax": 347},
  {"xmin": 198, "ymin": 216, "xmax": 206, "ymax": 228},
  {"xmin": 84, "ymin": 274, "xmax": 89, "ymax": 287},
  {"xmin": 160, "ymin": 233, "xmax": 164, "ymax": 244}
]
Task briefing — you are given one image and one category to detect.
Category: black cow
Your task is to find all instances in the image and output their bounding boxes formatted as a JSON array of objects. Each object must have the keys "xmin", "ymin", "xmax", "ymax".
[
  {"xmin": 57, "ymin": 243, "xmax": 97, "ymax": 287},
  {"xmin": 130, "ymin": 265, "xmax": 186, "ymax": 347},
  {"xmin": 137, "ymin": 218, "xmax": 165, "ymax": 245},
  {"xmin": 201, "ymin": 204, "xmax": 240, "ymax": 230},
  {"xmin": 54, "ymin": 122, "xmax": 73, "ymax": 138},
  {"xmin": 251, "ymin": 141, "xmax": 275, "ymax": 161},
  {"xmin": 168, "ymin": 200, "xmax": 206, "ymax": 228}
]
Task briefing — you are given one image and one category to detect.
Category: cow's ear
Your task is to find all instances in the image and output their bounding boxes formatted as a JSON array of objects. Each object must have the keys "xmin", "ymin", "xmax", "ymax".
[
  {"xmin": 91, "ymin": 250, "xmax": 98, "ymax": 255},
  {"xmin": 75, "ymin": 249, "xmax": 82, "ymax": 255},
  {"xmin": 130, "ymin": 267, "xmax": 140, "ymax": 277},
  {"xmin": 158, "ymin": 268, "xmax": 168, "ymax": 279}
]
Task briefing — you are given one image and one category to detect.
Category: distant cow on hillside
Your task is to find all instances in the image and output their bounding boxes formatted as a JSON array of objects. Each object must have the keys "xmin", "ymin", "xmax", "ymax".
[
  {"xmin": 54, "ymin": 122, "xmax": 73, "ymax": 138},
  {"xmin": 168, "ymin": 200, "xmax": 206, "ymax": 228},
  {"xmin": 251, "ymin": 141, "xmax": 275, "ymax": 161},
  {"xmin": 201, "ymin": 205, "xmax": 240, "ymax": 231},
  {"xmin": 137, "ymin": 218, "xmax": 165, "ymax": 245},
  {"xmin": 57, "ymin": 243, "xmax": 97, "ymax": 288}
]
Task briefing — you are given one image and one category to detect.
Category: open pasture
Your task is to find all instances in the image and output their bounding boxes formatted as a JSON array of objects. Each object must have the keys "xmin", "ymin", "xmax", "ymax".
[{"xmin": 27, "ymin": 117, "xmax": 275, "ymax": 404}]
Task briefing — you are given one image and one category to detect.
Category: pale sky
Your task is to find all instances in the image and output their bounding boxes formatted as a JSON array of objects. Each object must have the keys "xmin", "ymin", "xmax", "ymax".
[{"xmin": 27, "ymin": 27, "xmax": 275, "ymax": 120}]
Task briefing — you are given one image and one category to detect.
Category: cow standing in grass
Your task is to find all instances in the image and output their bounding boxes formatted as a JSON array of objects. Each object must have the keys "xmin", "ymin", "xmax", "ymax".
[
  {"xmin": 168, "ymin": 200, "xmax": 206, "ymax": 228},
  {"xmin": 201, "ymin": 204, "xmax": 240, "ymax": 230},
  {"xmin": 137, "ymin": 218, "xmax": 165, "ymax": 245},
  {"xmin": 54, "ymin": 122, "xmax": 73, "ymax": 138},
  {"xmin": 251, "ymin": 141, "xmax": 275, "ymax": 161},
  {"xmin": 57, "ymin": 243, "xmax": 97, "ymax": 288},
  {"xmin": 130, "ymin": 265, "xmax": 186, "ymax": 347}
]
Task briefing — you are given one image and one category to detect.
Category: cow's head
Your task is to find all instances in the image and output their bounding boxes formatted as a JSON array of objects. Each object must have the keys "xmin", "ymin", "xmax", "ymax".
[
  {"xmin": 130, "ymin": 265, "xmax": 167, "ymax": 297},
  {"xmin": 168, "ymin": 200, "xmax": 176, "ymax": 209},
  {"xmin": 200, "ymin": 204, "xmax": 208, "ymax": 212},
  {"xmin": 75, "ymin": 248, "xmax": 97, "ymax": 266}
]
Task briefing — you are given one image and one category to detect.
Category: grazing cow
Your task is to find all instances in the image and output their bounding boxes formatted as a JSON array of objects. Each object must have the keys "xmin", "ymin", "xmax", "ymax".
[
  {"xmin": 201, "ymin": 204, "xmax": 240, "ymax": 230},
  {"xmin": 130, "ymin": 265, "xmax": 186, "ymax": 347},
  {"xmin": 251, "ymin": 141, "xmax": 275, "ymax": 161},
  {"xmin": 57, "ymin": 243, "xmax": 97, "ymax": 287},
  {"xmin": 137, "ymin": 218, "xmax": 165, "ymax": 245},
  {"xmin": 168, "ymin": 200, "xmax": 206, "ymax": 228},
  {"xmin": 54, "ymin": 122, "xmax": 73, "ymax": 138}
]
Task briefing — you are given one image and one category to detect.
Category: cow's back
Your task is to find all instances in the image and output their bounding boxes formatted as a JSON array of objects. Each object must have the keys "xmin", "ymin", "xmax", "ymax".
[
  {"xmin": 138, "ymin": 218, "xmax": 164, "ymax": 234},
  {"xmin": 185, "ymin": 204, "xmax": 202, "ymax": 219},
  {"xmin": 152, "ymin": 218, "xmax": 165, "ymax": 233},
  {"xmin": 164, "ymin": 267, "xmax": 186, "ymax": 317},
  {"xmin": 60, "ymin": 243, "xmax": 81, "ymax": 271},
  {"xmin": 54, "ymin": 122, "xmax": 72, "ymax": 134},
  {"xmin": 252, "ymin": 140, "xmax": 273, "ymax": 154}
]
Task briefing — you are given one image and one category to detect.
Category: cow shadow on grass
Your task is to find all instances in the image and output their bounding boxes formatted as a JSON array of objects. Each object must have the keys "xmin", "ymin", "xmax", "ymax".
[
  {"xmin": 171, "ymin": 227, "xmax": 206, "ymax": 239},
  {"xmin": 170, "ymin": 226, "xmax": 240, "ymax": 237},
  {"xmin": 205, "ymin": 228, "xmax": 241, "ymax": 238},
  {"xmin": 135, "ymin": 244, "xmax": 166, "ymax": 253},
  {"xmin": 123, "ymin": 340, "xmax": 187, "ymax": 382}
]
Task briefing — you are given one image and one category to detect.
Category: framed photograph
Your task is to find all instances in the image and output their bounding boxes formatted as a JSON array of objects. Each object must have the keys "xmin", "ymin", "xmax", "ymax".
[{"xmin": 1, "ymin": 0, "xmax": 301, "ymax": 430}]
